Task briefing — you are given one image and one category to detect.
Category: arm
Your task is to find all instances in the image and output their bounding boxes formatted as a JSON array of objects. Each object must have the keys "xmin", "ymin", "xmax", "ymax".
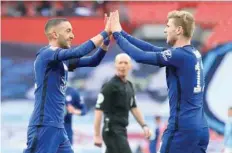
[
  {"xmin": 121, "ymin": 30, "xmax": 165, "ymax": 52},
  {"xmin": 68, "ymin": 38, "xmax": 110, "ymax": 70},
  {"xmin": 46, "ymin": 31, "xmax": 109, "ymax": 61},
  {"xmin": 130, "ymin": 96, "xmax": 151, "ymax": 139},
  {"xmin": 131, "ymin": 107, "xmax": 147, "ymax": 128},
  {"xmin": 128, "ymin": 81, "xmax": 150, "ymax": 139},
  {"xmin": 66, "ymin": 104, "xmax": 82, "ymax": 115},
  {"xmin": 128, "ymin": 83, "xmax": 147, "ymax": 127},
  {"xmin": 94, "ymin": 82, "xmax": 115, "ymax": 147},
  {"xmin": 113, "ymin": 32, "xmax": 184, "ymax": 67},
  {"xmin": 94, "ymin": 110, "xmax": 103, "ymax": 138}
]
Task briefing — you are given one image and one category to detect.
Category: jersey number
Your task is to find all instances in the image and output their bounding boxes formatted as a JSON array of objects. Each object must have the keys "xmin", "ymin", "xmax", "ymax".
[{"xmin": 193, "ymin": 50, "xmax": 203, "ymax": 93}]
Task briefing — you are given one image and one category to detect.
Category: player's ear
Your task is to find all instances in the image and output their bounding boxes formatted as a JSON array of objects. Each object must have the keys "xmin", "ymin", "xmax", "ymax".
[
  {"xmin": 52, "ymin": 31, "xmax": 59, "ymax": 39},
  {"xmin": 176, "ymin": 26, "xmax": 183, "ymax": 35}
]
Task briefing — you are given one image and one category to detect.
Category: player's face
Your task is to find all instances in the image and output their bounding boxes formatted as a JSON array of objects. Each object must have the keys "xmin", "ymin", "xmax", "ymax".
[
  {"xmin": 164, "ymin": 18, "xmax": 180, "ymax": 46},
  {"xmin": 56, "ymin": 21, "xmax": 74, "ymax": 49},
  {"xmin": 115, "ymin": 55, "xmax": 131, "ymax": 78}
]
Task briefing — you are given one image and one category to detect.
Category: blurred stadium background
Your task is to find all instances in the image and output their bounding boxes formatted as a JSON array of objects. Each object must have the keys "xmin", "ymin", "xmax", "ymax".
[{"xmin": 1, "ymin": 1, "xmax": 232, "ymax": 153}]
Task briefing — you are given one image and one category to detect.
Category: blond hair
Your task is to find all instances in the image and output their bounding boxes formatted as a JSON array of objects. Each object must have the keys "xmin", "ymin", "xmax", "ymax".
[{"xmin": 167, "ymin": 10, "xmax": 195, "ymax": 38}]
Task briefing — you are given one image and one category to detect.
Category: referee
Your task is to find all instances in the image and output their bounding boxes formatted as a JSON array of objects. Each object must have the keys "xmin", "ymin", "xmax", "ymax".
[{"xmin": 93, "ymin": 53, "xmax": 151, "ymax": 153}]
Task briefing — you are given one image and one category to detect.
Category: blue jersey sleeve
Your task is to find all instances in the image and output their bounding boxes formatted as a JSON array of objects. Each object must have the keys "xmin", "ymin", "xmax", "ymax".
[
  {"xmin": 113, "ymin": 32, "xmax": 184, "ymax": 67},
  {"xmin": 67, "ymin": 47, "xmax": 106, "ymax": 71},
  {"xmin": 121, "ymin": 30, "xmax": 165, "ymax": 52},
  {"xmin": 41, "ymin": 40, "xmax": 95, "ymax": 62}
]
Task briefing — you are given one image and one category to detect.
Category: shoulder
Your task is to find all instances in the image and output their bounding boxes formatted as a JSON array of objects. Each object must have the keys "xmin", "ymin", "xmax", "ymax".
[
  {"xmin": 101, "ymin": 77, "xmax": 118, "ymax": 91},
  {"xmin": 38, "ymin": 46, "xmax": 60, "ymax": 56},
  {"xmin": 168, "ymin": 47, "xmax": 197, "ymax": 61},
  {"xmin": 127, "ymin": 80, "xmax": 134, "ymax": 88},
  {"xmin": 176, "ymin": 46, "xmax": 201, "ymax": 58}
]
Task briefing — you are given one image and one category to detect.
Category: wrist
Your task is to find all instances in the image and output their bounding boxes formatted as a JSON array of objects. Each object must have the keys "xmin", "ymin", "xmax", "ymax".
[
  {"xmin": 112, "ymin": 31, "xmax": 121, "ymax": 39},
  {"xmin": 100, "ymin": 31, "xmax": 108, "ymax": 40},
  {"xmin": 103, "ymin": 38, "xmax": 110, "ymax": 46},
  {"xmin": 94, "ymin": 133, "xmax": 101, "ymax": 137},
  {"xmin": 141, "ymin": 124, "xmax": 148, "ymax": 128},
  {"xmin": 101, "ymin": 45, "xmax": 109, "ymax": 51}
]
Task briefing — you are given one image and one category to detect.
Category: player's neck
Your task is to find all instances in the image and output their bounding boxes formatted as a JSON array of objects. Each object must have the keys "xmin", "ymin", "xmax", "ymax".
[
  {"xmin": 49, "ymin": 41, "xmax": 61, "ymax": 48},
  {"xmin": 173, "ymin": 37, "xmax": 191, "ymax": 48}
]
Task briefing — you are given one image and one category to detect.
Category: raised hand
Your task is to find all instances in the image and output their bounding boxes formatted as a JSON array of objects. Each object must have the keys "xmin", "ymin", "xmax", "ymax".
[
  {"xmin": 110, "ymin": 10, "xmax": 122, "ymax": 33},
  {"xmin": 104, "ymin": 13, "xmax": 111, "ymax": 34}
]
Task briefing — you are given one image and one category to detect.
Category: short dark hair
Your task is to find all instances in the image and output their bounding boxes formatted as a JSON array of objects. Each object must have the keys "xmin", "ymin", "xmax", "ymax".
[
  {"xmin": 229, "ymin": 107, "xmax": 232, "ymax": 110},
  {"xmin": 44, "ymin": 18, "xmax": 68, "ymax": 34}
]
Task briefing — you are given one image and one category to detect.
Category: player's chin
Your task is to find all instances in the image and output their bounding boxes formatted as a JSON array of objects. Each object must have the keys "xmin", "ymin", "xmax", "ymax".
[{"xmin": 66, "ymin": 41, "xmax": 72, "ymax": 48}]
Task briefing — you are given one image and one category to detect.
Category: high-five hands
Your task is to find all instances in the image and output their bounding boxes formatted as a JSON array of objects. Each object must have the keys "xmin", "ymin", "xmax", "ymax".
[
  {"xmin": 104, "ymin": 10, "xmax": 122, "ymax": 34},
  {"xmin": 110, "ymin": 10, "xmax": 122, "ymax": 33}
]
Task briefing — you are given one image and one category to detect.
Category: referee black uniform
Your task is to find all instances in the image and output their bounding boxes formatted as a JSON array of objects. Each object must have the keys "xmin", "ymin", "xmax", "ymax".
[{"xmin": 95, "ymin": 75, "xmax": 137, "ymax": 153}]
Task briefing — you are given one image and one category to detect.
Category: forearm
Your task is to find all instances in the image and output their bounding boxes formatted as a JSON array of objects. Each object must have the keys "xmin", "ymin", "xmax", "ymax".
[
  {"xmin": 121, "ymin": 30, "xmax": 164, "ymax": 52},
  {"xmin": 113, "ymin": 32, "xmax": 160, "ymax": 65},
  {"xmin": 57, "ymin": 31, "xmax": 108, "ymax": 61},
  {"xmin": 67, "ymin": 106, "xmax": 81, "ymax": 115},
  {"xmin": 77, "ymin": 48, "xmax": 106, "ymax": 67},
  {"xmin": 131, "ymin": 108, "xmax": 146, "ymax": 127},
  {"xmin": 77, "ymin": 38, "xmax": 110, "ymax": 67},
  {"xmin": 90, "ymin": 31, "xmax": 108, "ymax": 47},
  {"xmin": 57, "ymin": 40, "xmax": 95, "ymax": 61},
  {"xmin": 94, "ymin": 110, "xmax": 103, "ymax": 136}
]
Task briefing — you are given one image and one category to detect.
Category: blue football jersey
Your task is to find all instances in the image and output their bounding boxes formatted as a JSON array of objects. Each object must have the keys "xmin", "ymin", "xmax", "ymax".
[
  {"xmin": 29, "ymin": 46, "xmax": 74, "ymax": 128},
  {"xmin": 155, "ymin": 46, "xmax": 208, "ymax": 130}
]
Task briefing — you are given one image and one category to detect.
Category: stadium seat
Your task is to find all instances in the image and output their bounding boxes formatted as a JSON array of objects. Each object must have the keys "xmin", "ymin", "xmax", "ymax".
[
  {"xmin": 204, "ymin": 16, "xmax": 232, "ymax": 50},
  {"xmin": 194, "ymin": 2, "xmax": 232, "ymax": 29},
  {"xmin": 177, "ymin": 2, "xmax": 199, "ymax": 9},
  {"xmin": 125, "ymin": 2, "xmax": 180, "ymax": 25}
]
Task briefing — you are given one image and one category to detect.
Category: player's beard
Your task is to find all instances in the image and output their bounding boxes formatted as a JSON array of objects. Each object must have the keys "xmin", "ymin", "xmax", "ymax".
[{"xmin": 58, "ymin": 36, "xmax": 69, "ymax": 49}]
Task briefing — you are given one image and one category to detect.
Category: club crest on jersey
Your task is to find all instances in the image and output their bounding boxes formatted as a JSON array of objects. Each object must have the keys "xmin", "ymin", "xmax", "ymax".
[{"xmin": 162, "ymin": 50, "xmax": 172, "ymax": 61}]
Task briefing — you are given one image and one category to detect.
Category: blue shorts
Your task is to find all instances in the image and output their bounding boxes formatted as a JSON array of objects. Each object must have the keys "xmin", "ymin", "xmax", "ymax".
[
  {"xmin": 23, "ymin": 126, "xmax": 74, "ymax": 153},
  {"xmin": 159, "ymin": 127, "xmax": 209, "ymax": 153}
]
